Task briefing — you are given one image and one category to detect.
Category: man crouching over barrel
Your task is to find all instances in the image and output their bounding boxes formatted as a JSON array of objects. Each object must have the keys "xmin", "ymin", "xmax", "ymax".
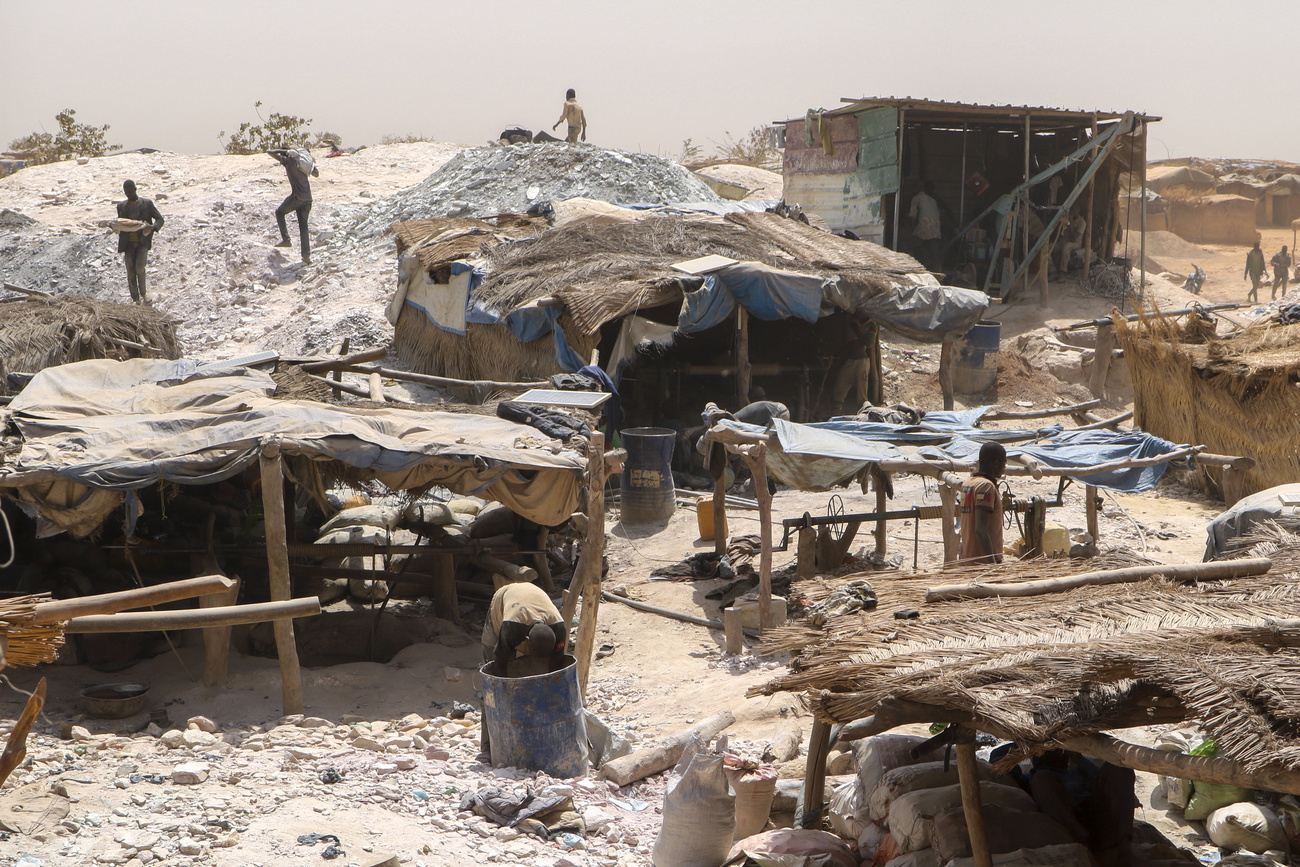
[{"xmin": 480, "ymin": 583, "xmax": 568, "ymax": 754}]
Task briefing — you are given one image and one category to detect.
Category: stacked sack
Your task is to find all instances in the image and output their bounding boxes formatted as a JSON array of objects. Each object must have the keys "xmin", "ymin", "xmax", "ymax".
[{"xmin": 828, "ymin": 734, "xmax": 1092, "ymax": 867}]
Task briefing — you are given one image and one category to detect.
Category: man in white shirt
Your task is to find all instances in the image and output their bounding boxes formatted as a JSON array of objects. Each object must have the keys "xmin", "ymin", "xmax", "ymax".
[{"xmin": 909, "ymin": 180, "xmax": 942, "ymax": 272}]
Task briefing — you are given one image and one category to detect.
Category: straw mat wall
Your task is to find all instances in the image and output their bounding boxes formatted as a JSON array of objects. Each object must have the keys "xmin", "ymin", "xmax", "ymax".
[
  {"xmin": 394, "ymin": 309, "xmax": 597, "ymax": 382},
  {"xmin": 1116, "ymin": 312, "xmax": 1300, "ymax": 498}
]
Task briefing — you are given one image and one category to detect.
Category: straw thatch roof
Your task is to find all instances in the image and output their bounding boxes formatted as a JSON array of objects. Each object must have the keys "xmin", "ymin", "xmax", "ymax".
[
  {"xmin": 755, "ymin": 542, "xmax": 1300, "ymax": 772},
  {"xmin": 390, "ymin": 215, "xmax": 545, "ymax": 276},
  {"xmin": 0, "ymin": 296, "xmax": 179, "ymax": 386},
  {"xmin": 1115, "ymin": 309, "xmax": 1300, "ymax": 497}
]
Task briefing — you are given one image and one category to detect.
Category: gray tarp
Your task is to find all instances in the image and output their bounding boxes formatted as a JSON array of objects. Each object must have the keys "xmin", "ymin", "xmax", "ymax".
[
  {"xmin": 1204, "ymin": 483, "xmax": 1300, "ymax": 561},
  {"xmin": 2, "ymin": 359, "xmax": 585, "ymax": 536},
  {"xmin": 824, "ymin": 280, "xmax": 990, "ymax": 343}
]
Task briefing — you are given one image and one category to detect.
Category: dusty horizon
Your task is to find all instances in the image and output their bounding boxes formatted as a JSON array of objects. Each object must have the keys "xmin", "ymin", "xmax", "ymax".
[{"xmin": 3, "ymin": 0, "xmax": 1296, "ymax": 166}]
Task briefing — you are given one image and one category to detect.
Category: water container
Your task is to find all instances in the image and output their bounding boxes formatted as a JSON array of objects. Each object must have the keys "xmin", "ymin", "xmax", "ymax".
[
  {"xmin": 952, "ymin": 319, "xmax": 1001, "ymax": 394},
  {"xmin": 620, "ymin": 427, "xmax": 676, "ymax": 524},
  {"xmin": 697, "ymin": 495, "xmax": 715, "ymax": 541},
  {"xmin": 480, "ymin": 655, "xmax": 588, "ymax": 778}
]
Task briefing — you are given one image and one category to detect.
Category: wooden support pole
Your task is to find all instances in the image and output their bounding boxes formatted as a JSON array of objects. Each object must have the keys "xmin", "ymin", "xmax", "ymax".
[
  {"xmin": 300, "ymin": 346, "xmax": 387, "ymax": 373},
  {"xmin": 874, "ymin": 481, "xmax": 889, "ymax": 557},
  {"xmin": 30, "ymin": 574, "xmax": 236, "ymax": 623},
  {"xmin": 724, "ymin": 606, "xmax": 743, "ymax": 656},
  {"xmin": 939, "ymin": 480, "xmax": 960, "ymax": 567},
  {"xmin": 201, "ymin": 574, "xmax": 240, "ymax": 688},
  {"xmin": 1083, "ymin": 113, "xmax": 1098, "ymax": 282},
  {"xmin": 926, "ymin": 557, "xmax": 1272, "ymax": 603},
  {"xmin": 1090, "ymin": 324, "xmax": 1116, "ymax": 398},
  {"xmin": 260, "ymin": 443, "xmax": 304, "ymax": 716},
  {"xmin": 1221, "ymin": 465, "xmax": 1249, "ymax": 508},
  {"xmin": 1037, "ymin": 243, "xmax": 1050, "ymax": 309},
  {"xmin": 1085, "ymin": 484, "xmax": 1100, "ymax": 545},
  {"xmin": 0, "ymin": 677, "xmax": 45, "ymax": 790},
  {"xmin": 737, "ymin": 307, "xmax": 752, "ymax": 407},
  {"xmin": 471, "ymin": 553, "xmax": 538, "ymax": 586},
  {"xmin": 574, "ymin": 432, "xmax": 606, "ymax": 697},
  {"xmin": 713, "ymin": 469, "xmax": 730, "ymax": 555},
  {"xmin": 956, "ymin": 729, "xmax": 994, "ymax": 867},
  {"xmin": 800, "ymin": 717, "xmax": 833, "ymax": 828},
  {"xmin": 743, "ymin": 445, "xmax": 774, "ymax": 631},
  {"xmin": 797, "ymin": 525, "xmax": 817, "ymax": 580},
  {"xmin": 939, "ymin": 340, "xmax": 955, "ymax": 412},
  {"xmin": 431, "ymin": 552, "xmax": 458, "ymax": 623},
  {"xmin": 331, "ymin": 337, "xmax": 349, "ymax": 399},
  {"xmin": 533, "ymin": 528, "xmax": 555, "ymax": 594}
]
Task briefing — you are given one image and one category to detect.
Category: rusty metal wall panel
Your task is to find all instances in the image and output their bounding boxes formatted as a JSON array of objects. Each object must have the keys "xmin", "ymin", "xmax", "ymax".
[
  {"xmin": 784, "ymin": 116, "xmax": 859, "ymax": 176},
  {"xmin": 856, "ymin": 107, "xmax": 900, "ymax": 196}
]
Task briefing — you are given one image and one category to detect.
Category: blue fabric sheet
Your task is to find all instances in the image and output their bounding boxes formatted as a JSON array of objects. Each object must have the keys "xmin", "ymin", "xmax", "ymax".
[
  {"xmin": 922, "ymin": 429, "xmax": 1184, "ymax": 493},
  {"xmin": 467, "ymin": 297, "xmax": 586, "ymax": 373},
  {"xmin": 713, "ymin": 263, "xmax": 825, "ymax": 323},
  {"xmin": 677, "ymin": 274, "xmax": 735, "ymax": 334}
]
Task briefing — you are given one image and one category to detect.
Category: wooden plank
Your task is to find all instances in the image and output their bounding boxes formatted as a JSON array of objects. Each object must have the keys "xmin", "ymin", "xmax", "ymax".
[
  {"xmin": 1090, "ymin": 324, "xmax": 1116, "ymax": 397},
  {"xmin": 64, "ymin": 598, "xmax": 322, "ymax": 632},
  {"xmin": 201, "ymin": 574, "xmax": 240, "ymax": 688},
  {"xmin": 30, "ymin": 575, "xmax": 236, "ymax": 623},
  {"xmin": 261, "ymin": 444, "xmax": 304, "ymax": 715},
  {"xmin": 939, "ymin": 481, "xmax": 960, "ymax": 567},
  {"xmin": 0, "ymin": 677, "xmax": 45, "ymax": 789},
  {"xmin": 1085, "ymin": 485, "xmax": 1100, "ymax": 545},
  {"xmin": 600, "ymin": 710, "xmax": 735, "ymax": 786},
  {"xmin": 743, "ymin": 446, "xmax": 775, "ymax": 631}
]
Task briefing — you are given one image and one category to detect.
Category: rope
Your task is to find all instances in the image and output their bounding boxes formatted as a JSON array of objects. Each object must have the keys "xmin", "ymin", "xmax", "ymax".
[{"xmin": 0, "ymin": 506, "xmax": 14, "ymax": 569}]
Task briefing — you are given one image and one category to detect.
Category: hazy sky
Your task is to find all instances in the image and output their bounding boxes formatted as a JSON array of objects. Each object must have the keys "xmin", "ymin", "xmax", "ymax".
[{"xmin": 3, "ymin": 1, "xmax": 1294, "ymax": 164}]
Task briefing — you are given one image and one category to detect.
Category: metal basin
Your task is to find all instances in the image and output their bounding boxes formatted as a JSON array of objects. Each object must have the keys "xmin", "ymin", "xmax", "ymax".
[{"xmin": 81, "ymin": 683, "xmax": 150, "ymax": 719}]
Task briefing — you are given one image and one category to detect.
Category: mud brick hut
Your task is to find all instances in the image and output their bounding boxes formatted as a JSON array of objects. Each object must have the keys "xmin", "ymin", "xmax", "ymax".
[
  {"xmin": 775, "ymin": 97, "xmax": 1158, "ymax": 298},
  {"xmin": 1115, "ymin": 310, "xmax": 1300, "ymax": 502},
  {"xmin": 388, "ymin": 209, "xmax": 988, "ymax": 422}
]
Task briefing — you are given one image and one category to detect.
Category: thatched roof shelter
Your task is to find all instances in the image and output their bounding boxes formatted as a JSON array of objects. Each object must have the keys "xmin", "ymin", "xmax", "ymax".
[
  {"xmin": 1115, "ymin": 309, "xmax": 1300, "ymax": 500},
  {"xmin": 756, "ymin": 528, "xmax": 1300, "ymax": 790},
  {"xmin": 0, "ymin": 295, "xmax": 179, "ymax": 388},
  {"xmin": 389, "ymin": 208, "xmax": 968, "ymax": 383}
]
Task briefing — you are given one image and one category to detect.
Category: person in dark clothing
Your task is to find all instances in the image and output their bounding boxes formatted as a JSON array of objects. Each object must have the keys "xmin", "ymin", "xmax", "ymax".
[
  {"xmin": 115, "ymin": 180, "xmax": 164, "ymax": 303},
  {"xmin": 268, "ymin": 148, "xmax": 318, "ymax": 263}
]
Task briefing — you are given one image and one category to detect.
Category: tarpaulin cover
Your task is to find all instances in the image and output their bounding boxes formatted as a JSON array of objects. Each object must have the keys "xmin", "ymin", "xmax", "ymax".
[
  {"xmin": 1203, "ymin": 483, "xmax": 1300, "ymax": 560},
  {"xmin": 713, "ymin": 263, "xmax": 826, "ymax": 323},
  {"xmin": 1, "ymin": 359, "xmax": 585, "ymax": 536},
  {"xmin": 921, "ymin": 429, "xmax": 1184, "ymax": 493},
  {"xmin": 759, "ymin": 418, "xmax": 1188, "ymax": 494},
  {"xmin": 823, "ymin": 280, "xmax": 990, "ymax": 343}
]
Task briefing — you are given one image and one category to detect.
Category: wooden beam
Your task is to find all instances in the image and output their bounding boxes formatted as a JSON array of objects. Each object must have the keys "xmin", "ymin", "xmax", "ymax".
[
  {"xmin": 600, "ymin": 710, "xmax": 735, "ymax": 786},
  {"xmin": 926, "ymin": 557, "xmax": 1273, "ymax": 603},
  {"xmin": 736, "ymin": 308, "xmax": 752, "ymax": 407},
  {"xmin": 713, "ymin": 467, "xmax": 730, "ymax": 556},
  {"xmin": 331, "ymin": 337, "xmax": 350, "ymax": 399},
  {"xmin": 30, "ymin": 575, "xmax": 236, "ymax": 623},
  {"xmin": 874, "ymin": 476, "xmax": 889, "ymax": 557},
  {"xmin": 63, "ymin": 597, "xmax": 322, "ymax": 632},
  {"xmin": 1083, "ymin": 112, "xmax": 1097, "ymax": 283},
  {"xmin": 986, "ymin": 399, "xmax": 1101, "ymax": 420},
  {"xmin": 299, "ymin": 347, "xmax": 387, "ymax": 373},
  {"xmin": 938, "ymin": 480, "xmax": 960, "ymax": 567},
  {"xmin": 1089, "ymin": 324, "xmax": 1116, "ymax": 398},
  {"xmin": 1085, "ymin": 484, "xmax": 1100, "ymax": 545},
  {"xmin": 939, "ymin": 340, "xmax": 955, "ymax": 412},
  {"xmin": 0, "ymin": 677, "xmax": 45, "ymax": 789},
  {"xmin": 800, "ymin": 717, "xmax": 833, "ymax": 828},
  {"xmin": 261, "ymin": 443, "xmax": 305, "ymax": 715},
  {"xmin": 742, "ymin": 444, "xmax": 774, "ymax": 631},
  {"xmin": 956, "ymin": 730, "xmax": 994, "ymax": 867},
  {"xmin": 200, "ymin": 573, "xmax": 240, "ymax": 688},
  {"xmin": 574, "ymin": 432, "xmax": 607, "ymax": 697}
]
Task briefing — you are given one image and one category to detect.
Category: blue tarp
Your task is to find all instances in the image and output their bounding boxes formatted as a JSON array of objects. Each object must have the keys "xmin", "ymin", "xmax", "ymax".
[
  {"xmin": 764, "ymin": 418, "xmax": 1187, "ymax": 494},
  {"xmin": 919, "ymin": 429, "xmax": 1183, "ymax": 493},
  {"xmin": 467, "ymin": 290, "xmax": 586, "ymax": 372},
  {"xmin": 713, "ymin": 263, "xmax": 826, "ymax": 323},
  {"xmin": 677, "ymin": 275, "xmax": 736, "ymax": 334}
]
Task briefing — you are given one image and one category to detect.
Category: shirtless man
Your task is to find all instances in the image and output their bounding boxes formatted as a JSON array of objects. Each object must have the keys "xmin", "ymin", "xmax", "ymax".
[{"xmin": 552, "ymin": 89, "xmax": 587, "ymax": 143}]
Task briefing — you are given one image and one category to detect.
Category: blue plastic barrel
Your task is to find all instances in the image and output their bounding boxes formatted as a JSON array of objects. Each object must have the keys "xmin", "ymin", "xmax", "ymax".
[
  {"xmin": 620, "ymin": 427, "xmax": 676, "ymax": 524},
  {"xmin": 953, "ymin": 319, "xmax": 1001, "ymax": 394},
  {"xmin": 480, "ymin": 655, "xmax": 588, "ymax": 778}
]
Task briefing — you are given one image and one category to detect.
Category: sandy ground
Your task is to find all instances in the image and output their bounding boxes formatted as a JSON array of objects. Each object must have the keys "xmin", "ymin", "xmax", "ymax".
[{"xmin": 0, "ymin": 149, "xmax": 1275, "ymax": 866}]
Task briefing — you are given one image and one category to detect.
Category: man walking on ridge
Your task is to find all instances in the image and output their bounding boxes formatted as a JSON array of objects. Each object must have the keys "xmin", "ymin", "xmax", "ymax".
[
  {"xmin": 1245, "ymin": 240, "xmax": 1266, "ymax": 303},
  {"xmin": 1271, "ymin": 245, "xmax": 1292, "ymax": 300},
  {"xmin": 115, "ymin": 179, "xmax": 164, "ymax": 303},
  {"xmin": 552, "ymin": 88, "xmax": 587, "ymax": 143},
  {"xmin": 268, "ymin": 147, "xmax": 318, "ymax": 264}
]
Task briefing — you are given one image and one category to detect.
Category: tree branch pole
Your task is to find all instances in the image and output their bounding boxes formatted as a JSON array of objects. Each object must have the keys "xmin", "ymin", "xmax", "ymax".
[
  {"xmin": 0, "ymin": 678, "xmax": 45, "ymax": 789},
  {"xmin": 30, "ymin": 575, "xmax": 235, "ymax": 623},
  {"xmin": 260, "ymin": 440, "xmax": 305, "ymax": 715},
  {"xmin": 925, "ymin": 557, "xmax": 1272, "ymax": 603},
  {"xmin": 63, "ymin": 598, "xmax": 322, "ymax": 632},
  {"xmin": 573, "ymin": 432, "xmax": 607, "ymax": 697},
  {"xmin": 956, "ymin": 728, "xmax": 994, "ymax": 867},
  {"xmin": 740, "ymin": 443, "xmax": 774, "ymax": 631}
]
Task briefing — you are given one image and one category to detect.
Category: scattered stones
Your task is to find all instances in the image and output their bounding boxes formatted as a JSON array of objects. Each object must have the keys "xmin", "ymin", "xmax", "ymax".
[
  {"xmin": 186, "ymin": 716, "xmax": 218, "ymax": 733},
  {"xmin": 171, "ymin": 762, "xmax": 210, "ymax": 785}
]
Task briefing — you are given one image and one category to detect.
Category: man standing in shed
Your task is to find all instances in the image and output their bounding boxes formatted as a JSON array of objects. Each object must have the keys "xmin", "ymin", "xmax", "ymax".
[
  {"xmin": 115, "ymin": 179, "xmax": 164, "ymax": 303},
  {"xmin": 958, "ymin": 442, "xmax": 1006, "ymax": 565},
  {"xmin": 552, "ymin": 89, "xmax": 587, "ymax": 143}
]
